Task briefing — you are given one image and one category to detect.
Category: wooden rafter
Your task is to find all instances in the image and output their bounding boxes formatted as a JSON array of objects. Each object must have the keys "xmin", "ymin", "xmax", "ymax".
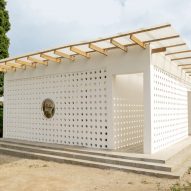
[
  {"xmin": 110, "ymin": 39, "xmax": 127, "ymax": 52},
  {"xmin": 171, "ymin": 56, "xmax": 191, "ymax": 61},
  {"xmin": 182, "ymin": 67, "xmax": 191, "ymax": 70},
  {"xmin": 54, "ymin": 50, "xmax": 75, "ymax": 61},
  {"xmin": 166, "ymin": 50, "xmax": 191, "ymax": 56},
  {"xmin": 6, "ymin": 62, "xmax": 26, "ymax": 70},
  {"xmin": 152, "ymin": 47, "xmax": 166, "ymax": 54},
  {"xmin": 165, "ymin": 43, "xmax": 186, "ymax": 48},
  {"xmin": 70, "ymin": 46, "xmax": 90, "ymax": 58},
  {"xmin": 178, "ymin": 64, "xmax": 191, "ymax": 67},
  {"xmin": 0, "ymin": 64, "xmax": 15, "ymax": 71},
  {"xmin": 130, "ymin": 34, "xmax": 146, "ymax": 48},
  {"xmin": 0, "ymin": 68, "xmax": 6, "ymax": 73},
  {"xmin": 41, "ymin": 53, "xmax": 61, "ymax": 63},
  {"xmin": 89, "ymin": 43, "xmax": 107, "ymax": 56},
  {"xmin": 28, "ymin": 57, "xmax": 48, "ymax": 66},
  {"xmin": 16, "ymin": 59, "xmax": 36, "ymax": 68}
]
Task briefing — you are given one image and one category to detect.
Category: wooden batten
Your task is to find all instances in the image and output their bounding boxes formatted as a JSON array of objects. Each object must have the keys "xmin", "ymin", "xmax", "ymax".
[
  {"xmin": 16, "ymin": 59, "xmax": 36, "ymax": 68},
  {"xmin": 6, "ymin": 62, "xmax": 26, "ymax": 70},
  {"xmin": 182, "ymin": 67, "xmax": 191, "ymax": 70},
  {"xmin": 70, "ymin": 46, "xmax": 90, "ymax": 58},
  {"xmin": 89, "ymin": 43, "xmax": 107, "ymax": 55},
  {"xmin": 110, "ymin": 39, "xmax": 127, "ymax": 52},
  {"xmin": 178, "ymin": 64, "xmax": 191, "ymax": 67},
  {"xmin": 54, "ymin": 50, "xmax": 75, "ymax": 61},
  {"xmin": 165, "ymin": 43, "xmax": 186, "ymax": 49},
  {"xmin": 130, "ymin": 34, "xmax": 146, "ymax": 48},
  {"xmin": 0, "ymin": 68, "xmax": 6, "ymax": 73},
  {"xmin": 166, "ymin": 50, "xmax": 191, "ymax": 56},
  {"xmin": 0, "ymin": 64, "xmax": 15, "ymax": 71},
  {"xmin": 152, "ymin": 47, "xmax": 166, "ymax": 54},
  {"xmin": 41, "ymin": 53, "xmax": 61, "ymax": 63},
  {"xmin": 171, "ymin": 57, "xmax": 191, "ymax": 61},
  {"xmin": 28, "ymin": 57, "xmax": 48, "ymax": 66}
]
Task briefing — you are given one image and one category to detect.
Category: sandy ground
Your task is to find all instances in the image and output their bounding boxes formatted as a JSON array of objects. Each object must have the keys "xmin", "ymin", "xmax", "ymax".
[{"xmin": 0, "ymin": 154, "xmax": 191, "ymax": 191}]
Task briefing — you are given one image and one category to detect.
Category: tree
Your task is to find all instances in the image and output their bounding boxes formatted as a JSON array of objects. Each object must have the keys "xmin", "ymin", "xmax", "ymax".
[{"xmin": 0, "ymin": 0, "xmax": 10, "ymax": 137}]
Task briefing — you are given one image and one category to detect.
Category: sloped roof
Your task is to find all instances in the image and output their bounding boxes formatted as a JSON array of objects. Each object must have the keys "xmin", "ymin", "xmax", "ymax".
[{"xmin": 0, "ymin": 23, "xmax": 190, "ymax": 73}]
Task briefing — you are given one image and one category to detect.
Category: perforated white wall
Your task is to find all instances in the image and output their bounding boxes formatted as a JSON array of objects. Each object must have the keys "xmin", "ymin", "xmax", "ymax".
[
  {"xmin": 4, "ymin": 68, "xmax": 111, "ymax": 149},
  {"xmin": 112, "ymin": 74, "xmax": 144, "ymax": 149},
  {"xmin": 152, "ymin": 65, "xmax": 188, "ymax": 152}
]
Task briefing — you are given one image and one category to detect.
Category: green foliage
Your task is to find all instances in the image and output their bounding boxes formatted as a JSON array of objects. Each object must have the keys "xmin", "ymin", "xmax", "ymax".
[
  {"xmin": 170, "ymin": 182, "xmax": 191, "ymax": 191},
  {"xmin": 0, "ymin": 0, "xmax": 10, "ymax": 136}
]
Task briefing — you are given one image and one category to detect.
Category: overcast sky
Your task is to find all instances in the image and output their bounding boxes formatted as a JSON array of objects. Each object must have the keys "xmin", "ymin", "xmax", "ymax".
[{"xmin": 7, "ymin": 0, "xmax": 191, "ymax": 56}]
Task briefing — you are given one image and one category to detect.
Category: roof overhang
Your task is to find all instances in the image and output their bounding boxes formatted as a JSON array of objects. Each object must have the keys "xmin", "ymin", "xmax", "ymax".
[{"xmin": 0, "ymin": 23, "xmax": 190, "ymax": 75}]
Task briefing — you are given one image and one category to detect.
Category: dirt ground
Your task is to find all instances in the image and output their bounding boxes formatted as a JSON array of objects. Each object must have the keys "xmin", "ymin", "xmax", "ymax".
[{"xmin": 0, "ymin": 154, "xmax": 191, "ymax": 191}]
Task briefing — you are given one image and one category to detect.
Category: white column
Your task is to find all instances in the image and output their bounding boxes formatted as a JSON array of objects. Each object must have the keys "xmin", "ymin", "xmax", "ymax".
[
  {"xmin": 188, "ymin": 91, "xmax": 191, "ymax": 135},
  {"xmin": 143, "ymin": 64, "xmax": 154, "ymax": 154}
]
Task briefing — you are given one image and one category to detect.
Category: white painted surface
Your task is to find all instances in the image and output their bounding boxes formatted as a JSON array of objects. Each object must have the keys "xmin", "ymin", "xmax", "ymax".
[
  {"xmin": 151, "ymin": 51, "xmax": 190, "ymax": 153},
  {"xmin": 112, "ymin": 73, "xmax": 144, "ymax": 149},
  {"xmin": 4, "ymin": 44, "xmax": 190, "ymax": 153},
  {"xmin": 3, "ymin": 46, "xmax": 150, "ymax": 150},
  {"xmin": 188, "ymin": 92, "xmax": 191, "ymax": 135}
]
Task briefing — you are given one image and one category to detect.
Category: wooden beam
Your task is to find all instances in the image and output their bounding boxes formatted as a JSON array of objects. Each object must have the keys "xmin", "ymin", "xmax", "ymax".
[
  {"xmin": 41, "ymin": 53, "xmax": 61, "ymax": 63},
  {"xmin": 16, "ymin": 59, "xmax": 36, "ymax": 68},
  {"xmin": 130, "ymin": 34, "xmax": 146, "ymax": 48},
  {"xmin": 178, "ymin": 64, "xmax": 191, "ymax": 67},
  {"xmin": 89, "ymin": 43, "xmax": 107, "ymax": 55},
  {"xmin": 28, "ymin": 57, "xmax": 48, "ymax": 66},
  {"xmin": 152, "ymin": 47, "xmax": 166, "ymax": 54},
  {"xmin": 171, "ymin": 57, "xmax": 191, "ymax": 61},
  {"xmin": 110, "ymin": 39, "xmax": 127, "ymax": 52},
  {"xmin": 70, "ymin": 46, "xmax": 90, "ymax": 58},
  {"xmin": 166, "ymin": 50, "xmax": 191, "ymax": 56},
  {"xmin": 0, "ymin": 68, "xmax": 6, "ymax": 73},
  {"xmin": 182, "ymin": 67, "xmax": 191, "ymax": 70},
  {"xmin": 54, "ymin": 50, "xmax": 75, "ymax": 61},
  {"xmin": 6, "ymin": 62, "xmax": 26, "ymax": 70},
  {"xmin": 165, "ymin": 43, "xmax": 186, "ymax": 49},
  {"xmin": 145, "ymin": 35, "xmax": 180, "ymax": 44},
  {"xmin": 0, "ymin": 64, "xmax": 15, "ymax": 71}
]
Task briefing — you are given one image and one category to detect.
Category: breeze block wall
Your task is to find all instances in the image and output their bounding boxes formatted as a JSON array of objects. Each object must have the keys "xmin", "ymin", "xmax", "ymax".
[
  {"xmin": 151, "ymin": 65, "xmax": 188, "ymax": 152},
  {"xmin": 151, "ymin": 51, "xmax": 190, "ymax": 153},
  {"xmin": 3, "ymin": 46, "xmax": 150, "ymax": 150}
]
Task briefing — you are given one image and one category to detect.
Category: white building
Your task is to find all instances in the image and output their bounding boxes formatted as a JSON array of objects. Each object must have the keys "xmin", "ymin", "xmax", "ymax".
[{"xmin": 1, "ymin": 23, "xmax": 191, "ymax": 154}]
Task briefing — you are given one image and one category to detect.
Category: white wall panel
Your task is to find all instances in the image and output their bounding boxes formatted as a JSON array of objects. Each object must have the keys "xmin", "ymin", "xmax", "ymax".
[
  {"xmin": 152, "ymin": 65, "xmax": 188, "ymax": 152},
  {"xmin": 112, "ymin": 74, "xmax": 144, "ymax": 149},
  {"xmin": 4, "ymin": 68, "xmax": 111, "ymax": 149}
]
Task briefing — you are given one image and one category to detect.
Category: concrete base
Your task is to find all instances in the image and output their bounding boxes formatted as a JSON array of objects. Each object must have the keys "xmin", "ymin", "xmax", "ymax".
[{"xmin": 1, "ymin": 137, "xmax": 191, "ymax": 178}]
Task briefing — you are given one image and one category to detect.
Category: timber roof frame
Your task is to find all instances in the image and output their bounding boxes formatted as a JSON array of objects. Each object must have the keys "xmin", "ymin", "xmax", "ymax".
[{"xmin": 0, "ymin": 23, "xmax": 191, "ymax": 74}]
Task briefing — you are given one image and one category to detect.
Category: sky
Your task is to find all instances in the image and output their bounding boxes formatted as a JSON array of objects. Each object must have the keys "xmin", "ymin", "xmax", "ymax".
[{"xmin": 6, "ymin": 0, "xmax": 191, "ymax": 56}]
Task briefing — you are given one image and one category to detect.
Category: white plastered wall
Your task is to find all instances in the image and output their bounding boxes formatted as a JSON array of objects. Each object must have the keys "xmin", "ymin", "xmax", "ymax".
[
  {"xmin": 112, "ymin": 73, "xmax": 144, "ymax": 149},
  {"xmin": 150, "ymin": 50, "xmax": 190, "ymax": 153},
  {"xmin": 3, "ymin": 46, "xmax": 150, "ymax": 150},
  {"xmin": 188, "ymin": 92, "xmax": 191, "ymax": 135}
]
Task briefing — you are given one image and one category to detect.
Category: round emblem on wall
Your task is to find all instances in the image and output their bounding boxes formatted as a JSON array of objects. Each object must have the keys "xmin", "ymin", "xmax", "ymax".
[{"xmin": 42, "ymin": 98, "xmax": 55, "ymax": 119}]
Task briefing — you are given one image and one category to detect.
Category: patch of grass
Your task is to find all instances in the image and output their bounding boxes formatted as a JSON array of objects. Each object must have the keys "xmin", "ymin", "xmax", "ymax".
[
  {"xmin": 128, "ymin": 181, "xmax": 133, "ymax": 184},
  {"xmin": 187, "ymin": 167, "xmax": 191, "ymax": 174},
  {"xmin": 170, "ymin": 182, "xmax": 191, "ymax": 191},
  {"xmin": 141, "ymin": 180, "xmax": 150, "ymax": 184}
]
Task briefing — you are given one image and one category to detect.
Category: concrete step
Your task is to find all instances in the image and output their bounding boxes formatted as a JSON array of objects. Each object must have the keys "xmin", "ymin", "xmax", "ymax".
[
  {"xmin": 0, "ymin": 138, "xmax": 165, "ymax": 164},
  {"xmin": 0, "ymin": 147, "xmax": 180, "ymax": 179},
  {"xmin": 0, "ymin": 141, "xmax": 172, "ymax": 172}
]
